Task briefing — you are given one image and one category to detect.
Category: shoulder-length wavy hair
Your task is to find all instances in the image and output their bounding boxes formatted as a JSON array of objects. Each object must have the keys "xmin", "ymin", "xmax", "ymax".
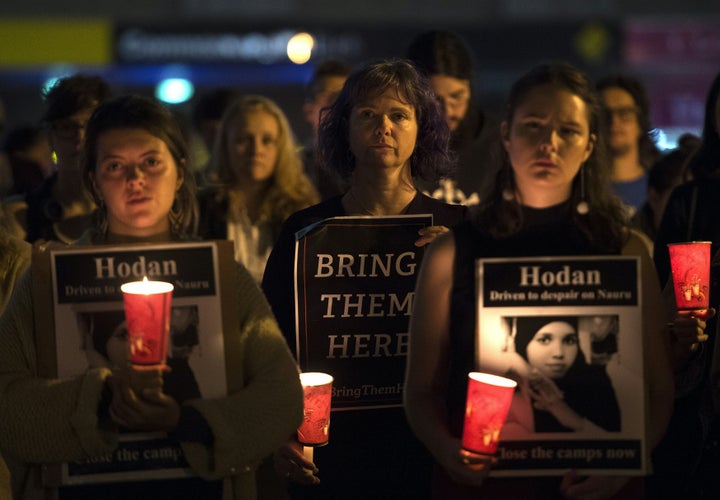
[
  {"xmin": 208, "ymin": 94, "xmax": 318, "ymax": 226},
  {"xmin": 687, "ymin": 70, "xmax": 720, "ymax": 180},
  {"xmin": 477, "ymin": 62, "xmax": 627, "ymax": 253},
  {"xmin": 318, "ymin": 59, "xmax": 453, "ymax": 182},
  {"xmin": 82, "ymin": 94, "xmax": 198, "ymax": 240}
]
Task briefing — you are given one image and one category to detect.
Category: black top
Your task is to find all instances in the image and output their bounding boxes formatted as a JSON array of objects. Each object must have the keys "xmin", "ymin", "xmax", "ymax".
[
  {"xmin": 447, "ymin": 202, "xmax": 601, "ymax": 433},
  {"xmin": 261, "ymin": 191, "xmax": 467, "ymax": 500},
  {"xmin": 439, "ymin": 202, "xmax": 620, "ymax": 497}
]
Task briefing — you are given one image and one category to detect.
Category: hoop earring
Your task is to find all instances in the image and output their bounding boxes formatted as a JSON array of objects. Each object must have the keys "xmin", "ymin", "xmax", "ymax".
[{"xmin": 576, "ymin": 164, "xmax": 589, "ymax": 215}]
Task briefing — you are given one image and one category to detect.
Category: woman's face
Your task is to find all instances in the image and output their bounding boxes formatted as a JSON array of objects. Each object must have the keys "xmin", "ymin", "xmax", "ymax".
[
  {"xmin": 226, "ymin": 110, "xmax": 279, "ymax": 185},
  {"xmin": 502, "ymin": 84, "xmax": 594, "ymax": 207},
  {"xmin": 92, "ymin": 128, "xmax": 183, "ymax": 237},
  {"xmin": 525, "ymin": 320, "xmax": 578, "ymax": 379},
  {"xmin": 348, "ymin": 88, "xmax": 418, "ymax": 173}
]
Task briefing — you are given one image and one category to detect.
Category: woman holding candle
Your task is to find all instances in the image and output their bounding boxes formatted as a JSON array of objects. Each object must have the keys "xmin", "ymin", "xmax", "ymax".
[
  {"xmin": 404, "ymin": 62, "xmax": 677, "ymax": 499},
  {"xmin": 262, "ymin": 59, "xmax": 467, "ymax": 499},
  {"xmin": 649, "ymin": 69, "xmax": 720, "ymax": 499},
  {"xmin": 0, "ymin": 94, "xmax": 303, "ymax": 500}
]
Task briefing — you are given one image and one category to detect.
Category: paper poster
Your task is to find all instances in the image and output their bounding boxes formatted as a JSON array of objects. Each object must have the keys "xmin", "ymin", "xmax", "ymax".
[
  {"xmin": 294, "ymin": 215, "xmax": 432, "ymax": 411},
  {"xmin": 476, "ymin": 256, "xmax": 647, "ymax": 476},
  {"xmin": 33, "ymin": 240, "xmax": 236, "ymax": 485}
]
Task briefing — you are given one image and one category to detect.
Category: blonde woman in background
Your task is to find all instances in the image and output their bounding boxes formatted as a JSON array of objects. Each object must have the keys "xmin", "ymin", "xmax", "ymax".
[{"xmin": 198, "ymin": 95, "xmax": 319, "ymax": 283}]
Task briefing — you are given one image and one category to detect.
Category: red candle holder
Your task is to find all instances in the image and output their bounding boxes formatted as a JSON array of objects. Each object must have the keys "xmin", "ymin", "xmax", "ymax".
[
  {"xmin": 461, "ymin": 372, "xmax": 517, "ymax": 456},
  {"xmin": 668, "ymin": 241, "xmax": 711, "ymax": 315},
  {"xmin": 297, "ymin": 372, "xmax": 333, "ymax": 447},
  {"xmin": 120, "ymin": 278, "xmax": 174, "ymax": 367}
]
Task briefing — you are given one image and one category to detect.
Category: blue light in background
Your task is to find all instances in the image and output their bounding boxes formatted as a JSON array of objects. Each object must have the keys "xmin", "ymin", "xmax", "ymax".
[
  {"xmin": 653, "ymin": 129, "xmax": 673, "ymax": 151},
  {"xmin": 155, "ymin": 78, "xmax": 195, "ymax": 104},
  {"xmin": 652, "ymin": 127, "xmax": 703, "ymax": 152}
]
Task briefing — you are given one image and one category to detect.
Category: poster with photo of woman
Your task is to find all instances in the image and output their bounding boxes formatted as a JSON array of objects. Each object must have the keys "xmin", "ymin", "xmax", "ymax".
[
  {"xmin": 31, "ymin": 240, "xmax": 238, "ymax": 485},
  {"xmin": 475, "ymin": 255, "xmax": 646, "ymax": 476}
]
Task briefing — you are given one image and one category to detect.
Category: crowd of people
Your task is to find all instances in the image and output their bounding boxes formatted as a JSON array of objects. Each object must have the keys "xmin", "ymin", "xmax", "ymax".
[{"xmin": 0, "ymin": 29, "xmax": 719, "ymax": 500}]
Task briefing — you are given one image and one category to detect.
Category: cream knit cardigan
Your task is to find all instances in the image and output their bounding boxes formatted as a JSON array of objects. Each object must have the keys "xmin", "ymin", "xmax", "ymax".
[{"xmin": 0, "ymin": 251, "xmax": 303, "ymax": 500}]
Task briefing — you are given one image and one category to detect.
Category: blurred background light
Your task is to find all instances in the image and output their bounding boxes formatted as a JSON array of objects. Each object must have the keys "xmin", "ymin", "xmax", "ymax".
[
  {"xmin": 287, "ymin": 32, "xmax": 314, "ymax": 64},
  {"xmin": 155, "ymin": 77, "xmax": 195, "ymax": 104}
]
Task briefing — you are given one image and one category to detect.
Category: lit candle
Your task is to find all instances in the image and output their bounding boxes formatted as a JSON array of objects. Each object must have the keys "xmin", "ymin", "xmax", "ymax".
[
  {"xmin": 668, "ymin": 241, "xmax": 711, "ymax": 315},
  {"xmin": 297, "ymin": 372, "xmax": 333, "ymax": 447},
  {"xmin": 461, "ymin": 372, "xmax": 517, "ymax": 455},
  {"xmin": 120, "ymin": 277, "xmax": 174, "ymax": 367}
]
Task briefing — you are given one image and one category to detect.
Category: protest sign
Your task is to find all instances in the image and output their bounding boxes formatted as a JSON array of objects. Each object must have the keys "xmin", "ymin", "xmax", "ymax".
[
  {"xmin": 294, "ymin": 215, "xmax": 432, "ymax": 411},
  {"xmin": 475, "ymin": 256, "xmax": 647, "ymax": 476},
  {"xmin": 33, "ymin": 240, "xmax": 237, "ymax": 485}
]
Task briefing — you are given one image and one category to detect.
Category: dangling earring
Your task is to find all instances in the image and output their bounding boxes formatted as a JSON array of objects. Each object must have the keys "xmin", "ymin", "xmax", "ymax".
[
  {"xmin": 502, "ymin": 171, "xmax": 515, "ymax": 202},
  {"xmin": 94, "ymin": 196, "xmax": 108, "ymax": 236},
  {"xmin": 169, "ymin": 198, "xmax": 182, "ymax": 236},
  {"xmin": 576, "ymin": 164, "xmax": 589, "ymax": 215}
]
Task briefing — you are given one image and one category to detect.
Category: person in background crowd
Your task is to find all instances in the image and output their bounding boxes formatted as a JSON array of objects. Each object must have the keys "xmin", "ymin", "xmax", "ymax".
[
  {"xmin": 191, "ymin": 87, "xmax": 242, "ymax": 186},
  {"xmin": 405, "ymin": 62, "xmax": 677, "ymax": 499},
  {"xmin": 3, "ymin": 125, "xmax": 54, "ymax": 196},
  {"xmin": 406, "ymin": 30, "xmax": 499, "ymax": 206},
  {"xmin": 263, "ymin": 59, "xmax": 467, "ymax": 500},
  {"xmin": 1, "ymin": 125, "xmax": 55, "ymax": 240},
  {"xmin": 198, "ymin": 95, "xmax": 318, "ymax": 284},
  {"xmin": 25, "ymin": 74, "xmax": 111, "ymax": 243},
  {"xmin": 651, "ymin": 68, "xmax": 720, "ymax": 500},
  {"xmin": 597, "ymin": 74, "xmax": 661, "ymax": 217},
  {"xmin": 631, "ymin": 133, "xmax": 700, "ymax": 242},
  {"xmin": 300, "ymin": 60, "xmax": 350, "ymax": 200},
  {"xmin": 0, "ymin": 94, "xmax": 303, "ymax": 500}
]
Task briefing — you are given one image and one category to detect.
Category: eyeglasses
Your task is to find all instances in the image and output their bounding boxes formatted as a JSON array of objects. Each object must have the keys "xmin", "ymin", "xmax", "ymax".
[{"xmin": 603, "ymin": 106, "xmax": 639, "ymax": 123}]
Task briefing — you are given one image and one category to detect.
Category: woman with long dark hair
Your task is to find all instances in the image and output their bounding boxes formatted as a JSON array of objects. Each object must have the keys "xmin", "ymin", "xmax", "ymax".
[{"xmin": 405, "ymin": 62, "xmax": 676, "ymax": 499}]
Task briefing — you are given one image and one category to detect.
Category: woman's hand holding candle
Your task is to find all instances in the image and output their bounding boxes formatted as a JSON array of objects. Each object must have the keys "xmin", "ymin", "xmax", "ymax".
[
  {"xmin": 107, "ymin": 366, "xmax": 180, "ymax": 432},
  {"xmin": 431, "ymin": 437, "xmax": 496, "ymax": 487},
  {"xmin": 273, "ymin": 439, "xmax": 320, "ymax": 485},
  {"xmin": 668, "ymin": 308, "xmax": 716, "ymax": 369}
]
